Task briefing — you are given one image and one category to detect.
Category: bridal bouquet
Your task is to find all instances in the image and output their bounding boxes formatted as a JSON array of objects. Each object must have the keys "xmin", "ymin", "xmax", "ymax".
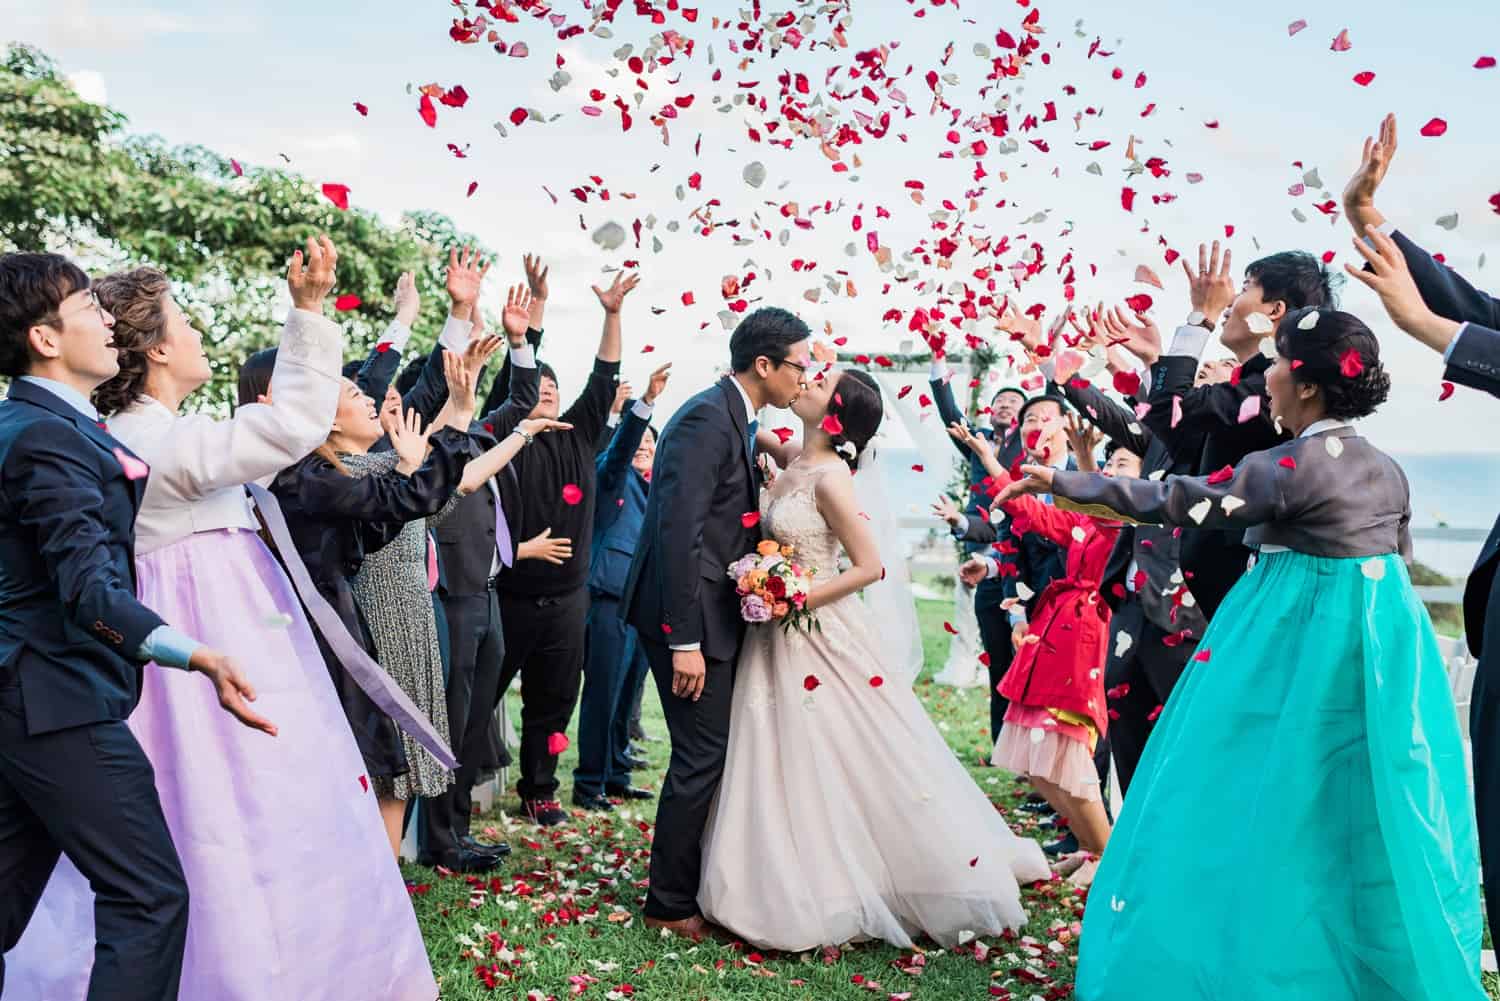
[{"xmin": 728, "ymin": 540, "xmax": 820, "ymax": 634}]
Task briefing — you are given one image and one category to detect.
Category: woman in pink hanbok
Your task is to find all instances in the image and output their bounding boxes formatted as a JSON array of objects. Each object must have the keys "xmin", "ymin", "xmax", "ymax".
[{"xmin": 4, "ymin": 239, "xmax": 438, "ymax": 1001}]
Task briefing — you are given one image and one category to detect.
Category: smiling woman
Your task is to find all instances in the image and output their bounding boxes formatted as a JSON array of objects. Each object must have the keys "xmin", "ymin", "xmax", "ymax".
[{"xmin": 92, "ymin": 266, "xmax": 211, "ymax": 416}]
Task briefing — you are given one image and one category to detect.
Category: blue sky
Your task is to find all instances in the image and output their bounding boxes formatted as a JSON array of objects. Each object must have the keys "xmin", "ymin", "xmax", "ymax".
[{"xmin": 5, "ymin": 0, "xmax": 1499, "ymax": 456}]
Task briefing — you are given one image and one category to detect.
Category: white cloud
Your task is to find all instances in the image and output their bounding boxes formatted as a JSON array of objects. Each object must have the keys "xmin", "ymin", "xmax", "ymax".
[
  {"xmin": 2, "ymin": 0, "xmax": 260, "ymax": 50},
  {"xmin": 65, "ymin": 68, "xmax": 107, "ymax": 105}
]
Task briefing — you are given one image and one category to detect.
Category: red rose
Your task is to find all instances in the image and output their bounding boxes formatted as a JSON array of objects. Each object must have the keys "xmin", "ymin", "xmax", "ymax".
[{"xmin": 765, "ymin": 575, "xmax": 787, "ymax": 598}]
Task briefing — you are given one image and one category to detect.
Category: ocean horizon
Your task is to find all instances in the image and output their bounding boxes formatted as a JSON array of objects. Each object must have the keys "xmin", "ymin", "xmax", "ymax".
[{"xmin": 878, "ymin": 448, "xmax": 1497, "ymax": 582}]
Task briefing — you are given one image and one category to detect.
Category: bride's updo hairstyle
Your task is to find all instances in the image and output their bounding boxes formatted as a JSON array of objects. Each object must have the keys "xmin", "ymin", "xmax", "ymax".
[
  {"xmin": 826, "ymin": 369, "xmax": 883, "ymax": 472},
  {"xmin": 1273, "ymin": 307, "xmax": 1391, "ymax": 420}
]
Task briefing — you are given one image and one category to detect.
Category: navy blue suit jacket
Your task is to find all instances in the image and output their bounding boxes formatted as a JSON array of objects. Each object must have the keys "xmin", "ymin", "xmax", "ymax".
[
  {"xmin": 0, "ymin": 379, "xmax": 167, "ymax": 734},
  {"xmin": 589, "ymin": 409, "xmax": 651, "ymax": 600},
  {"xmin": 1389, "ymin": 230, "xmax": 1500, "ymax": 657}
]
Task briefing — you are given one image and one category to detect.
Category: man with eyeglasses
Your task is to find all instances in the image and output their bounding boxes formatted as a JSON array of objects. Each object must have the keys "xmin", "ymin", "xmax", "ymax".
[{"xmin": 0, "ymin": 253, "xmax": 273, "ymax": 1000}]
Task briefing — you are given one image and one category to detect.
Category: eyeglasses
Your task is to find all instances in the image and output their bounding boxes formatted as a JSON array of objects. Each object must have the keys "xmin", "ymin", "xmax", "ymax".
[
  {"xmin": 777, "ymin": 359, "xmax": 808, "ymax": 375},
  {"xmin": 55, "ymin": 288, "xmax": 103, "ymax": 322}
]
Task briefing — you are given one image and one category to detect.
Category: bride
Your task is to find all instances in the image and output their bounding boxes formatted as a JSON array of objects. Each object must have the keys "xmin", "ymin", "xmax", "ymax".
[{"xmin": 698, "ymin": 367, "xmax": 1050, "ymax": 951}]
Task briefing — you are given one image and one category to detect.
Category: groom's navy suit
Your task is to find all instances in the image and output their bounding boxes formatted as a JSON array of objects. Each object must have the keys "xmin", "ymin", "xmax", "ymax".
[
  {"xmin": 0, "ymin": 379, "xmax": 189, "ymax": 1001},
  {"xmin": 1382, "ymin": 228, "xmax": 1500, "ymax": 938},
  {"xmin": 622, "ymin": 375, "xmax": 759, "ymax": 920}
]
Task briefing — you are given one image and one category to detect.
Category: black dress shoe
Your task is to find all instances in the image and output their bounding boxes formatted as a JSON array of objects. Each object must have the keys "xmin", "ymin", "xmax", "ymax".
[
  {"xmin": 605, "ymin": 784, "xmax": 654, "ymax": 801},
  {"xmin": 1018, "ymin": 799, "xmax": 1056, "ymax": 815},
  {"xmin": 623, "ymin": 754, "xmax": 650, "ymax": 771},
  {"xmin": 571, "ymin": 791, "xmax": 615, "ymax": 812},
  {"xmin": 1043, "ymin": 832, "xmax": 1079, "ymax": 857},
  {"xmin": 417, "ymin": 847, "xmax": 504, "ymax": 873},
  {"xmin": 461, "ymin": 835, "xmax": 511, "ymax": 859}
]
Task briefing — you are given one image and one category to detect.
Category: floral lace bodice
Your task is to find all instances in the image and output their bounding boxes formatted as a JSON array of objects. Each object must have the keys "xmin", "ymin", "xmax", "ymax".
[{"xmin": 759, "ymin": 459, "xmax": 845, "ymax": 580}]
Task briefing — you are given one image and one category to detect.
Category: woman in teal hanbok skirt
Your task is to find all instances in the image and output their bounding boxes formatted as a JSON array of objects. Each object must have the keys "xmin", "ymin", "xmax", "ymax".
[{"xmin": 1002, "ymin": 307, "xmax": 1485, "ymax": 1001}]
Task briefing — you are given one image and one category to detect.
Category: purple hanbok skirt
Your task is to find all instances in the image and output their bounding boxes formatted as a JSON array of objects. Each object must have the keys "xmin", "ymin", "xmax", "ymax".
[{"xmin": 4, "ymin": 529, "xmax": 436, "ymax": 1001}]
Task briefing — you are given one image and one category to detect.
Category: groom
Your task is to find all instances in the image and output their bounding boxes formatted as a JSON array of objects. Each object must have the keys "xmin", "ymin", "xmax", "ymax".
[{"xmin": 622, "ymin": 307, "xmax": 810, "ymax": 937}]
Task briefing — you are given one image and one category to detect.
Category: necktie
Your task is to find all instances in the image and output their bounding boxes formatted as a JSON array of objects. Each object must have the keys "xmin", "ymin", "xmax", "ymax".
[
  {"xmin": 746, "ymin": 418, "xmax": 759, "ymax": 463},
  {"xmin": 425, "ymin": 534, "xmax": 439, "ymax": 592},
  {"xmin": 495, "ymin": 496, "xmax": 514, "ymax": 569}
]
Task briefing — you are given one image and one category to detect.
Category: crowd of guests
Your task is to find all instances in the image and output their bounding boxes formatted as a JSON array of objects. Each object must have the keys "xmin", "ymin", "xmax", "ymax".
[
  {"xmin": 0, "ymin": 110, "xmax": 1498, "ymax": 999},
  {"xmin": 0, "ymin": 236, "xmax": 672, "ymax": 999},
  {"xmin": 924, "ymin": 113, "xmax": 1500, "ymax": 998}
]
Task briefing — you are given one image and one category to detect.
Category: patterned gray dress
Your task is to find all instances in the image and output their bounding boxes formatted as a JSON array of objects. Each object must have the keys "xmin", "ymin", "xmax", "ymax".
[{"xmin": 341, "ymin": 450, "xmax": 453, "ymax": 801}]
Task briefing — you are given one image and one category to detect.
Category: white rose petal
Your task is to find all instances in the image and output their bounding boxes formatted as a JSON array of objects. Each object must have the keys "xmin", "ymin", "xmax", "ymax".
[
  {"xmin": 592, "ymin": 222, "xmax": 627, "ymax": 251},
  {"xmin": 1247, "ymin": 312, "xmax": 1275, "ymax": 335},
  {"xmin": 1070, "ymin": 526, "xmax": 1087, "ymax": 543},
  {"xmin": 1188, "ymin": 498, "xmax": 1212, "ymax": 524},
  {"xmin": 1325, "ymin": 436, "xmax": 1344, "ymax": 458},
  {"xmin": 1110, "ymin": 895, "xmax": 1127, "ymax": 912},
  {"xmin": 1297, "ymin": 310, "xmax": 1320, "ymax": 330},
  {"xmin": 1028, "ymin": 727, "xmax": 1047, "ymax": 745},
  {"xmin": 1016, "ymin": 582, "xmax": 1034, "ymax": 601},
  {"xmin": 1361, "ymin": 559, "xmax": 1387, "ymax": 581},
  {"xmin": 1114, "ymin": 631, "xmax": 1134, "ymax": 657},
  {"xmin": 1221, "ymin": 495, "xmax": 1246, "ymax": 515}
]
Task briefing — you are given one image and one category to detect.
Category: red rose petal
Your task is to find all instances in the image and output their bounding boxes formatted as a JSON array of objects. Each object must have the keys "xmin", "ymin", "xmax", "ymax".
[
  {"xmin": 1124, "ymin": 293, "xmax": 1152, "ymax": 313},
  {"xmin": 1192, "ymin": 648, "xmax": 1212, "ymax": 663},
  {"xmin": 358, "ymin": 774, "xmax": 369, "ymax": 792},
  {"xmin": 803, "ymin": 674, "xmax": 821, "ymax": 692},
  {"xmin": 546, "ymin": 732, "xmax": 570, "ymax": 756},
  {"xmin": 353, "ymin": 101, "xmax": 369, "ymax": 117},
  {"xmin": 681, "ymin": 291, "xmax": 695, "ymax": 306},
  {"xmin": 1112, "ymin": 370, "xmax": 1142, "ymax": 397},
  {"xmin": 1476, "ymin": 56, "xmax": 1496, "ymax": 70},
  {"xmin": 740, "ymin": 512, "xmax": 760, "ymax": 528},
  {"xmin": 1206, "ymin": 465, "xmax": 1234, "ymax": 485},
  {"xmin": 509, "ymin": 106, "xmax": 529, "ymax": 127},
  {"xmin": 943, "ymin": 621, "xmax": 958, "ymax": 635},
  {"xmin": 561, "ymin": 483, "xmax": 584, "ymax": 505},
  {"xmin": 1339, "ymin": 348, "xmax": 1365, "ymax": 378},
  {"xmin": 334, "ymin": 294, "xmax": 361, "ymax": 311},
  {"xmin": 772, "ymin": 426, "xmax": 795, "ymax": 444},
  {"xmin": 1419, "ymin": 117, "xmax": 1448, "ymax": 138},
  {"xmin": 1147, "ymin": 704, "xmax": 1163, "ymax": 722},
  {"xmin": 1439, "ymin": 381, "xmax": 1456, "ymax": 401},
  {"xmin": 869, "ymin": 676, "xmax": 884, "ymax": 688},
  {"xmin": 1121, "ymin": 186, "xmax": 1136, "ymax": 212},
  {"xmin": 418, "ymin": 94, "xmax": 437, "ymax": 128},
  {"xmin": 1353, "ymin": 71, "xmax": 1376, "ymax": 86},
  {"xmin": 820, "ymin": 414, "xmax": 844, "ymax": 435},
  {"xmin": 320, "ymin": 183, "xmax": 350, "ymax": 210},
  {"xmin": 1278, "ymin": 456, "xmax": 1298, "ymax": 470}
]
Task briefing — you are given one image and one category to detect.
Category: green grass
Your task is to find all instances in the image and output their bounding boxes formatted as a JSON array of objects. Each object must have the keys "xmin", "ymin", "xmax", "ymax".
[{"xmin": 403, "ymin": 598, "xmax": 1498, "ymax": 999}]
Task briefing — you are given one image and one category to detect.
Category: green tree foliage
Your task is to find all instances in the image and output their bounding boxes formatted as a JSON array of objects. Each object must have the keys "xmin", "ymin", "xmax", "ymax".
[{"xmin": 0, "ymin": 43, "xmax": 490, "ymax": 410}]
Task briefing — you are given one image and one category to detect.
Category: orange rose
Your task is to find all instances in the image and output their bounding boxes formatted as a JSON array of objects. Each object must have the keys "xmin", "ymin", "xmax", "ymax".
[
  {"xmin": 756, "ymin": 540, "xmax": 781, "ymax": 557},
  {"xmin": 772, "ymin": 601, "xmax": 790, "ymax": 618}
]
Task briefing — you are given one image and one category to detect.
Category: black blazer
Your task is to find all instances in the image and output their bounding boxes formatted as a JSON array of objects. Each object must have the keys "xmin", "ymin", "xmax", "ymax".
[
  {"xmin": 622, "ymin": 377, "xmax": 760, "ymax": 661},
  {"xmin": 930, "ymin": 372, "xmax": 1022, "ymax": 553},
  {"xmin": 1389, "ymin": 229, "xmax": 1500, "ymax": 657},
  {"xmin": 0, "ymin": 380, "xmax": 167, "ymax": 735},
  {"xmin": 432, "ymin": 364, "xmax": 540, "ymax": 598},
  {"xmin": 1141, "ymin": 350, "xmax": 1288, "ymax": 616}
]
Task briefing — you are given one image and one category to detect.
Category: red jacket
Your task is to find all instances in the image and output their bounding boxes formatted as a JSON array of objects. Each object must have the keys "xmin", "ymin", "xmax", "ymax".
[{"xmin": 994, "ymin": 490, "xmax": 1121, "ymax": 736}]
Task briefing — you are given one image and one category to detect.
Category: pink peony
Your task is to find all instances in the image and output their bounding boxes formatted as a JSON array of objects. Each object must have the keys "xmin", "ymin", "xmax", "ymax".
[{"xmin": 740, "ymin": 593, "xmax": 774, "ymax": 623}]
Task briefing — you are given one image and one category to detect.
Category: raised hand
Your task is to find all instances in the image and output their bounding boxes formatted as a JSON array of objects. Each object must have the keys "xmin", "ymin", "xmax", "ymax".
[
  {"xmin": 1102, "ymin": 304, "xmax": 1163, "ymax": 367},
  {"xmin": 393, "ymin": 270, "xmax": 420, "ymax": 327},
  {"xmin": 610, "ymin": 380, "xmax": 633, "ymax": 416},
  {"xmin": 288, "ymin": 235, "xmax": 338, "ymax": 313},
  {"xmin": 997, "ymin": 298, "xmax": 1044, "ymax": 351},
  {"xmin": 441, "ymin": 349, "xmax": 479, "ymax": 423},
  {"xmin": 461, "ymin": 334, "xmax": 505, "ymax": 387},
  {"xmin": 1182, "ymin": 241, "xmax": 1235, "ymax": 325},
  {"xmin": 947, "ymin": 421, "xmax": 996, "ymax": 464},
  {"xmin": 523, "ymin": 253, "xmax": 549, "ymax": 303},
  {"xmin": 190, "ymin": 647, "xmax": 277, "ymax": 736},
  {"xmin": 446, "ymin": 245, "xmax": 490, "ymax": 313},
  {"xmin": 641, "ymin": 362, "xmax": 672, "ymax": 405},
  {"xmin": 995, "ymin": 464, "xmax": 1056, "ymax": 504},
  {"xmin": 1343, "ymin": 113, "xmax": 1396, "ymax": 230},
  {"xmin": 517, "ymin": 527, "xmax": 573, "ymax": 565},
  {"xmin": 517, "ymin": 417, "xmax": 573, "ymax": 437},
  {"xmin": 1064, "ymin": 413, "xmax": 1103, "ymax": 472},
  {"xmin": 389, "ymin": 406, "xmax": 434, "ymax": 475},
  {"xmin": 501, "ymin": 284, "xmax": 533, "ymax": 345},
  {"xmin": 377, "ymin": 386, "xmax": 403, "ymax": 438},
  {"xmin": 1346, "ymin": 225, "xmax": 1461, "ymax": 353},
  {"xmin": 931, "ymin": 494, "xmax": 964, "ymax": 528},
  {"xmin": 592, "ymin": 271, "xmax": 641, "ymax": 314}
]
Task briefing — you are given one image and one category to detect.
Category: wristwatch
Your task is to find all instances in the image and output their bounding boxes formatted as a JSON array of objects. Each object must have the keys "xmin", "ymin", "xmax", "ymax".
[
  {"xmin": 513, "ymin": 428, "xmax": 535, "ymax": 446},
  {"xmin": 1186, "ymin": 310, "xmax": 1214, "ymax": 330}
]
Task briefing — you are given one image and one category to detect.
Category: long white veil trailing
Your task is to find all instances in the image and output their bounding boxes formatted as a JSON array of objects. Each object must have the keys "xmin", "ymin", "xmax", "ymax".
[{"xmin": 854, "ymin": 441, "xmax": 924, "ymax": 686}]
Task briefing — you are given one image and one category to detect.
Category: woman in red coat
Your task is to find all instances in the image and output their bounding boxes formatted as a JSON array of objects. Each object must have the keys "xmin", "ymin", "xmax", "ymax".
[{"xmin": 953, "ymin": 420, "xmax": 1142, "ymax": 887}]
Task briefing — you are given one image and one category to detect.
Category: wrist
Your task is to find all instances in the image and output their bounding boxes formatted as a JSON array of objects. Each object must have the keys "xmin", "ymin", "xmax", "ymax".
[
  {"xmin": 291, "ymin": 298, "xmax": 324, "ymax": 314},
  {"xmin": 449, "ymin": 301, "xmax": 473, "ymax": 321}
]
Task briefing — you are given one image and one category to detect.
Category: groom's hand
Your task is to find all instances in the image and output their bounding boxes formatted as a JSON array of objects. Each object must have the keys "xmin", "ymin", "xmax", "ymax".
[{"xmin": 671, "ymin": 649, "xmax": 707, "ymax": 701}]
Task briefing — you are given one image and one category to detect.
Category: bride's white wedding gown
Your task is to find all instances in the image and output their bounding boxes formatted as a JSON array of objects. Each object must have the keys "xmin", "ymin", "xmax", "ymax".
[{"xmin": 698, "ymin": 460, "xmax": 1050, "ymax": 951}]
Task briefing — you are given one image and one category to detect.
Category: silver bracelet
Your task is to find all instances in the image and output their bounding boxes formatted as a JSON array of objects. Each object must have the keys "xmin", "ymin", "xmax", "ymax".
[{"xmin": 513, "ymin": 428, "xmax": 534, "ymax": 446}]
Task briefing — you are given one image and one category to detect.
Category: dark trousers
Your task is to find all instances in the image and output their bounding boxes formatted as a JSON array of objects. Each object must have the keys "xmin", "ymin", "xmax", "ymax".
[
  {"xmin": 1102, "ymin": 597, "xmax": 1191, "ymax": 796},
  {"xmin": 0, "ymin": 683, "xmax": 189, "ymax": 1001},
  {"xmin": 420, "ymin": 588, "xmax": 505, "ymax": 862},
  {"xmin": 973, "ymin": 578, "xmax": 1013, "ymax": 744},
  {"xmin": 497, "ymin": 586, "xmax": 590, "ymax": 802},
  {"xmin": 640, "ymin": 638, "xmax": 734, "ymax": 921},
  {"xmin": 1470, "ymin": 571, "xmax": 1500, "ymax": 938},
  {"xmin": 574, "ymin": 594, "xmax": 650, "ymax": 797}
]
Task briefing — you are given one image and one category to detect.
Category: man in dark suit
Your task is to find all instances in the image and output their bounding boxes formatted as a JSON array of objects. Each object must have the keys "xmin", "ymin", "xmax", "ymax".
[
  {"xmin": 1130, "ymin": 243, "xmax": 1335, "ymax": 619},
  {"xmin": 930, "ymin": 360, "xmax": 1027, "ymax": 743},
  {"xmin": 622, "ymin": 307, "xmax": 811, "ymax": 939},
  {"xmin": 1341, "ymin": 111, "xmax": 1500, "ymax": 938},
  {"xmin": 1056, "ymin": 366, "xmax": 1208, "ymax": 794},
  {"xmin": 573, "ymin": 364, "xmax": 670, "ymax": 810},
  {"xmin": 416, "ymin": 267, "xmax": 540, "ymax": 871},
  {"xmin": 0, "ymin": 252, "xmax": 270, "ymax": 999}
]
